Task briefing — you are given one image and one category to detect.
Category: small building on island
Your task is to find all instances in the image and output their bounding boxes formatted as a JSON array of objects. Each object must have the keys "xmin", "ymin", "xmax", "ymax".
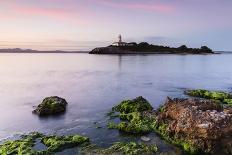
[{"xmin": 112, "ymin": 35, "xmax": 135, "ymax": 47}]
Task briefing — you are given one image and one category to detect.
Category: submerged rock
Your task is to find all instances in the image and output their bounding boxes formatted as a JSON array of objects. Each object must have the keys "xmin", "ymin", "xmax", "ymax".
[
  {"xmin": 33, "ymin": 96, "xmax": 68, "ymax": 116},
  {"xmin": 185, "ymin": 89, "xmax": 232, "ymax": 106},
  {"xmin": 0, "ymin": 132, "xmax": 89, "ymax": 155},
  {"xmin": 80, "ymin": 142, "xmax": 158, "ymax": 155},
  {"xmin": 154, "ymin": 97, "xmax": 232, "ymax": 154}
]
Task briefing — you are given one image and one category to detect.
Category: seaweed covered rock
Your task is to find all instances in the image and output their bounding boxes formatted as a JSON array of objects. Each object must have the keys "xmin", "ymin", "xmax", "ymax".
[
  {"xmin": 0, "ymin": 132, "xmax": 43, "ymax": 155},
  {"xmin": 112, "ymin": 96, "xmax": 153, "ymax": 113},
  {"xmin": 42, "ymin": 134, "xmax": 89, "ymax": 153},
  {"xmin": 33, "ymin": 96, "xmax": 68, "ymax": 116},
  {"xmin": 108, "ymin": 112, "xmax": 156, "ymax": 134},
  {"xmin": 153, "ymin": 97, "xmax": 232, "ymax": 154},
  {"xmin": 81, "ymin": 142, "xmax": 158, "ymax": 155},
  {"xmin": 185, "ymin": 89, "xmax": 232, "ymax": 105},
  {"xmin": 108, "ymin": 97, "xmax": 155, "ymax": 134},
  {"xmin": 0, "ymin": 132, "xmax": 89, "ymax": 155}
]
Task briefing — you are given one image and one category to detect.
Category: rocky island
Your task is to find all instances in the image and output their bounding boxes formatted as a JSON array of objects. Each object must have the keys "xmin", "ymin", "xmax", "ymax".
[{"xmin": 90, "ymin": 35, "xmax": 214, "ymax": 55}]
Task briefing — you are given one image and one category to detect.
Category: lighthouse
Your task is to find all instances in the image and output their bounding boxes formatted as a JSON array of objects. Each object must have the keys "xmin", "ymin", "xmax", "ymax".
[
  {"xmin": 118, "ymin": 34, "xmax": 122, "ymax": 43},
  {"xmin": 112, "ymin": 34, "xmax": 129, "ymax": 46}
]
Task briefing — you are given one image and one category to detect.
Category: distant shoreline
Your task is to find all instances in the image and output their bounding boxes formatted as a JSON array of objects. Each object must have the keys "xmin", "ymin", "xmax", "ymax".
[{"xmin": 0, "ymin": 48, "xmax": 89, "ymax": 53}]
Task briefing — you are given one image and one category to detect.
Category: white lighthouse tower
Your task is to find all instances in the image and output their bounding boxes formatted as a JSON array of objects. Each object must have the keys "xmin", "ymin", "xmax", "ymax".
[{"xmin": 118, "ymin": 34, "xmax": 122, "ymax": 43}]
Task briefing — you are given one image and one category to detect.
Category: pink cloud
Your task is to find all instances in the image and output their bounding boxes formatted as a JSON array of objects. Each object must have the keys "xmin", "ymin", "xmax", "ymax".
[
  {"xmin": 14, "ymin": 5, "xmax": 76, "ymax": 20},
  {"xmin": 93, "ymin": 0, "xmax": 174, "ymax": 13},
  {"xmin": 0, "ymin": 3, "xmax": 92, "ymax": 26}
]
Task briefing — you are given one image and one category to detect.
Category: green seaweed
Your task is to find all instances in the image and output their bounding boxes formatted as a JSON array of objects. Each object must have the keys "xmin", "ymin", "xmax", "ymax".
[
  {"xmin": 100, "ymin": 142, "xmax": 158, "ymax": 155},
  {"xmin": 42, "ymin": 135, "xmax": 89, "ymax": 153},
  {"xmin": 185, "ymin": 89, "xmax": 232, "ymax": 105},
  {"xmin": 107, "ymin": 112, "xmax": 156, "ymax": 134},
  {"xmin": 112, "ymin": 96, "xmax": 153, "ymax": 113},
  {"xmin": 107, "ymin": 96, "xmax": 199, "ymax": 154},
  {"xmin": 80, "ymin": 142, "xmax": 158, "ymax": 155},
  {"xmin": 0, "ymin": 132, "xmax": 89, "ymax": 155}
]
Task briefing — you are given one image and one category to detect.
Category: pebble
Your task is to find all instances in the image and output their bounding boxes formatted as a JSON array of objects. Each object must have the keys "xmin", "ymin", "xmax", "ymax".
[{"xmin": 141, "ymin": 136, "xmax": 151, "ymax": 142}]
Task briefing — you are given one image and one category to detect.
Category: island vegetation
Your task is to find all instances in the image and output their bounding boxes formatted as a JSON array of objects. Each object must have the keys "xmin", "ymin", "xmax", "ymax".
[{"xmin": 90, "ymin": 42, "xmax": 214, "ymax": 54}]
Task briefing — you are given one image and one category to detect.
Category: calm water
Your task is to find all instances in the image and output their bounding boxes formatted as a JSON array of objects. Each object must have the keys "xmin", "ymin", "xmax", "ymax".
[{"xmin": 0, "ymin": 53, "xmax": 232, "ymax": 153}]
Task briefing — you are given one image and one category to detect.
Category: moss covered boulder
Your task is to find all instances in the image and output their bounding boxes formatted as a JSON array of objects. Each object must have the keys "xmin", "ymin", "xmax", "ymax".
[
  {"xmin": 33, "ymin": 96, "xmax": 68, "ymax": 116},
  {"xmin": 185, "ymin": 89, "xmax": 232, "ymax": 106},
  {"xmin": 108, "ymin": 96, "xmax": 155, "ymax": 134},
  {"xmin": 0, "ymin": 132, "xmax": 89, "ymax": 155},
  {"xmin": 112, "ymin": 96, "xmax": 153, "ymax": 113},
  {"xmin": 152, "ymin": 97, "xmax": 232, "ymax": 154}
]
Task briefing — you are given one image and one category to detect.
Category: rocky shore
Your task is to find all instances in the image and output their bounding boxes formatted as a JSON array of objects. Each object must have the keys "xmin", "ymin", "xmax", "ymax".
[
  {"xmin": 107, "ymin": 95, "xmax": 232, "ymax": 154},
  {"xmin": 1, "ymin": 90, "xmax": 231, "ymax": 154}
]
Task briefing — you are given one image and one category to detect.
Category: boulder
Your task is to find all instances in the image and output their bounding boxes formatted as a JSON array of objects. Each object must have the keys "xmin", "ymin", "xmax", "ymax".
[
  {"xmin": 154, "ymin": 97, "xmax": 232, "ymax": 154},
  {"xmin": 33, "ymin": 96, "xmax": 68, "ymax": 116}
]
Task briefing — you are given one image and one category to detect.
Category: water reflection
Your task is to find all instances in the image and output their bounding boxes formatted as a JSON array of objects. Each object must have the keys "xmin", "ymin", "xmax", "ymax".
[{"xmin": 0, "ymin": 53, "xmax": 232, "ymax": 153}]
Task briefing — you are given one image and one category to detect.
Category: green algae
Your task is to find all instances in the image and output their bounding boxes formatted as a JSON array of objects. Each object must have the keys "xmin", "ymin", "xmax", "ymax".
[
  {"xmin": 151, "ymin": 121, "xmax": 198, "ymax": 154},
  {"xmin": 107, "ymin": 96, "xmax": 200, "ymax": 154},
  {"xmin": 80, "ymin": 142, "xmax": 158, "ymax": 155},
  {"xmin": 101, "ymin": 142, "xmax": 158, "ymax": 155},
  {"xmin": 112, "ymin": 96, "xmax": 153, "ymax": 113},
  {"xmin": 42, "ymin": 135, "xmax": 89, "ymax": 153},
  {"xmin": 185, "ymin": 89, "xmax": 232, "ymax": 106},
  {"xmin": 0, "ymin": 132, "xmax": 89, "ymax": 155},
  {"xmin": 108, "ymin": 112, "xmax": 156, "ymax": 134}
]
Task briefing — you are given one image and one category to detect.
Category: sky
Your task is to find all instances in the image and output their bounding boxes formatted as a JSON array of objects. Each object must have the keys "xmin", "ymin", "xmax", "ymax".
[{"xmin": 0, "ymin": 0, "xmax": 232, "ymax": 51}]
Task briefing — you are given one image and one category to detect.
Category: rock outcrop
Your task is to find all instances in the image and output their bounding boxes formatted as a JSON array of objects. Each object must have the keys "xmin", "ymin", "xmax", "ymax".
[
  {"xmin": 33, "ymin": 96, "xmax": 68, "ymax": 116},
  {"xmin": 154, "ymin": 97, "xmax": 232, "ymax": 154}
]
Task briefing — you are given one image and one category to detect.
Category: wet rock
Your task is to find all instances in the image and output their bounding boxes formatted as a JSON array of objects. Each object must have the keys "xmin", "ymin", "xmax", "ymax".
[
  {"xmin": 154, "ymin": 97, "xmax": 232, "ymax": 154},
  {"xmin": 33, "ymin": 96, "xmax": 68, "ymax": 116}
]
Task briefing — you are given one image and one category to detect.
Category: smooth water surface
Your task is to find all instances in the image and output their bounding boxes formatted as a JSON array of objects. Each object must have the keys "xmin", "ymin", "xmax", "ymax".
[{"xmin": 0, "ymin": 53, "xmax": 232, "ymax": 153}]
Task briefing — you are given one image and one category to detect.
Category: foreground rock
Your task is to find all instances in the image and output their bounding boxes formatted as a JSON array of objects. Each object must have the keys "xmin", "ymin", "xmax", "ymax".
[
  {"xmin": 108, "ymin": 96, "xmax": 232, "ymax": 154},
  {"xmin": 33, "ymin": 96, "xmax": 68, "ymax": 116},
  {"xmin": 154, "ymin": 98, "xmax": 232, "ymax": 154},
  {"xmin": 0, "ymin": 132, "xmax": 89, "ymax": 154}
]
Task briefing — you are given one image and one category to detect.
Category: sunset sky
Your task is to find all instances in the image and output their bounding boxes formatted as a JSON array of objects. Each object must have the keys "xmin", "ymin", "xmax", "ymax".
[{"xmin": 0, "ymin": 0, "xmax": 232, "ymax": 51}]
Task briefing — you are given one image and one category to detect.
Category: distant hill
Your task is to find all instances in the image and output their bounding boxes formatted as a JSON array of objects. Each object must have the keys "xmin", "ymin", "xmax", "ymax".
[{"xmin": 0, "ymin": 48, "xmax": 88, "ymax": 53}]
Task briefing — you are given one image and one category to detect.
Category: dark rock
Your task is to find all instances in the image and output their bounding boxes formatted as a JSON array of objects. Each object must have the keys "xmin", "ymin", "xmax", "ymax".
[{"xmin": 33, "ymin": 96, "xmax": 68, "ymax": 116}]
